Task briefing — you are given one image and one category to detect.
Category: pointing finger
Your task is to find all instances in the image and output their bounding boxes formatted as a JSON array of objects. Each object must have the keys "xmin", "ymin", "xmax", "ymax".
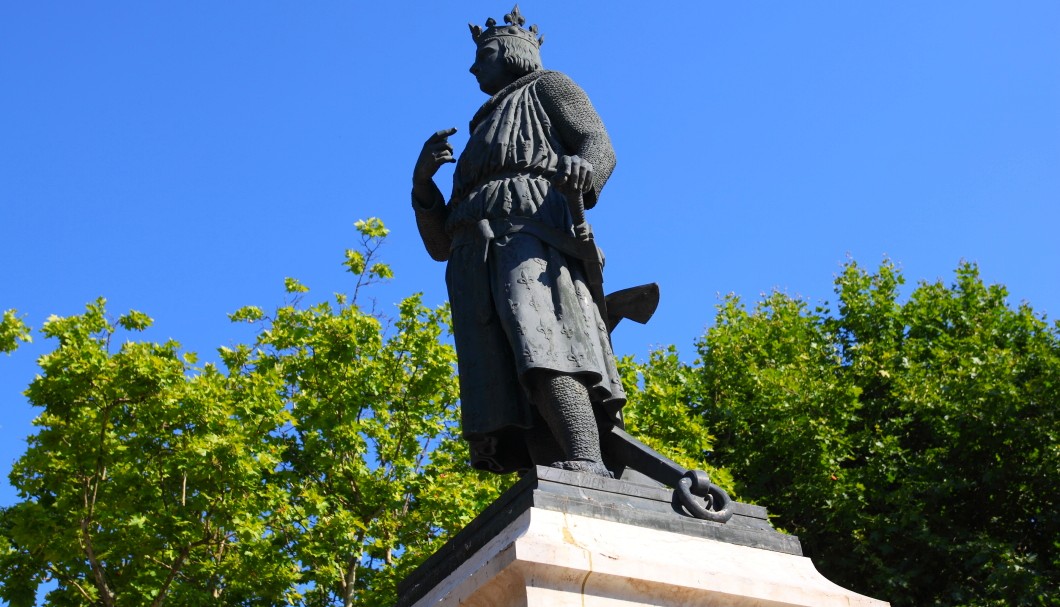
[{"xmin": 428, "ymin": 127, "xmax": 458, "ymax": 143}]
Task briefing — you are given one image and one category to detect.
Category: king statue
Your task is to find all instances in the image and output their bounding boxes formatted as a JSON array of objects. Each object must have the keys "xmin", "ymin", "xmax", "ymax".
[
  {"xmin": 411, "ymin": 6, "xmax": 621, "ymax": 478},
  {"xmin": 410, "ymin": 5, "xmax": 733, "ymax": 523}
]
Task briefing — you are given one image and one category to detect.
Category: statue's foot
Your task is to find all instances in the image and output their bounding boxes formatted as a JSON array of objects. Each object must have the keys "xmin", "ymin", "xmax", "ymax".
[{"xmin": 550, "ymin": 459, "xmax": 613, "ymax": 478}]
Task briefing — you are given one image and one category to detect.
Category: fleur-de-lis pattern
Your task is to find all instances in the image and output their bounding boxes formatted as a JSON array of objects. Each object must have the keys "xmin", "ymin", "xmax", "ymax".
[{"xmin": 461, "ymin": 230, "xmax": 623, "ymax": 422}]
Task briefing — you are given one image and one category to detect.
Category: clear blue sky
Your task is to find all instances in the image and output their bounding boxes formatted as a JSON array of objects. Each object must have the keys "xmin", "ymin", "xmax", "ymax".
[{"xmin": 2, "ymin": 3, "xmax": 1058, "ymax": 510}]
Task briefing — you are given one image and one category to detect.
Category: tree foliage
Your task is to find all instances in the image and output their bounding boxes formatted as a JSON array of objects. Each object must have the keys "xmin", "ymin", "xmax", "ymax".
[
  {"xmin": 5, "ymin": 236, "xmax": 1057, "ymax": 606},
  {"xmin": 687, "ymin": 260, "xmax": 1059, "ymax": 606},
  {"xmin": 1, "ymin": 309, "xmax": 32, "ymax": 354},
  {"xmin": 1, "ymin": 300, "xmax": 301, "ymax": 606},
  {"xmin": 0, "ymin": 219, "xmax": 509, "ymax": 606}
]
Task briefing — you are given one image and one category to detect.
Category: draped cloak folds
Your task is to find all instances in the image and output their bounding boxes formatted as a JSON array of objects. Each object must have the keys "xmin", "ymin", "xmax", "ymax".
[{"xmin": 412, "ymin": 70, "xmax": 625, "ymax": 473}]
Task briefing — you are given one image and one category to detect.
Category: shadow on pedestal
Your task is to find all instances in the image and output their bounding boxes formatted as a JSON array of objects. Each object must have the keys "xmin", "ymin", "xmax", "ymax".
[{"xmin": 396, "ymin": 466, "xmax": 800, "ymax": 607}]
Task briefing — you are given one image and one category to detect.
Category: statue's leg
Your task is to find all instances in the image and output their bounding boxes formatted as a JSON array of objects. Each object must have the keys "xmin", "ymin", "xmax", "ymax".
[
  {"xmin": 522, "ymin": 414, "xmax": 565, "ymax": 467},
  {"xmin": 529, "ymin": 371, "xmax": 612, "ymax": 478}
]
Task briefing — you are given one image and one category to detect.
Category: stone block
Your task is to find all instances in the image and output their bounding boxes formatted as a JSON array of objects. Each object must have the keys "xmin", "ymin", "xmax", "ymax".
[{"xmin": 396, "ymin": 467, "xmax": 888, "ymax": 607}]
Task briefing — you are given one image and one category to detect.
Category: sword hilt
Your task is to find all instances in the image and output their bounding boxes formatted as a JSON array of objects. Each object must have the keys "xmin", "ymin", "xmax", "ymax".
[{"xmin": 567, "ymin": 187, "xmax": 588, "ymax": 230}]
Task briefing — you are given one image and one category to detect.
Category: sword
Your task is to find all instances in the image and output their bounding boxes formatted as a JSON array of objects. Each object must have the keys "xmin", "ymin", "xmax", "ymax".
[
  {"xmin": 565, "ymin": 188, "xmax": 660, "ymax": 335},
  {"xmin": 565, "ymin": 188, "xmax": 610, "ymax": 330}
]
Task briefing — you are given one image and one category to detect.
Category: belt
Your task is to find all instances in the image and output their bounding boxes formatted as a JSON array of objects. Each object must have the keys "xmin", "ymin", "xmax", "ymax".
[{"xmin": 450, "ymin": 217, "xmax": 601, "ymax": 265}]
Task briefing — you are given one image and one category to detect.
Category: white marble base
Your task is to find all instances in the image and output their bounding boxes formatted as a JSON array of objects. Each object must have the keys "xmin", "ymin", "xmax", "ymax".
[{"xmin": 408, "ymin": 507, "xmax": 888, "ymax": 607}]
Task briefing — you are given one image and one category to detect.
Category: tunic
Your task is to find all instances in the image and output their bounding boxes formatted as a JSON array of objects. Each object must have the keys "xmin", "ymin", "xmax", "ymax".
[{"xmin": 412, "ymin": 69, "xmax": 625, "ymax": 473}]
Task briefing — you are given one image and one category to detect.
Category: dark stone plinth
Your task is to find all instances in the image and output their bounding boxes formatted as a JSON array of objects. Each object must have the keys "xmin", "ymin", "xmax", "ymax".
[{"xmin": 395, "ymin": 466, "xmax": 800, "ymax": 607}]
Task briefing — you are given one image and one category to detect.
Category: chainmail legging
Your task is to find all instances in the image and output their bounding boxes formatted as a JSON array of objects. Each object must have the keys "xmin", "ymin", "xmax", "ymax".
[{"xmin": 529, "ymin": 372, "xmax": 603, "ymax": 465}]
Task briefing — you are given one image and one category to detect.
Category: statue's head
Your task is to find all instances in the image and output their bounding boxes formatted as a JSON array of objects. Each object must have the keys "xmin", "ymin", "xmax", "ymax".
[{"xmin": 469, "ymin": 5, "xmax": 544, "ymax": 95}]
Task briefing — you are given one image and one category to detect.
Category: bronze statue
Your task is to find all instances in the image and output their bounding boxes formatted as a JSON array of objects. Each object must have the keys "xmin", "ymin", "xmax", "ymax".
[
  {"xmin": 412, "ymin": 5, "xmax": 619, "ymax": 477},
  {"xmin": 411, "ymin": 5, "xmax": 731, "ymax": 521}
]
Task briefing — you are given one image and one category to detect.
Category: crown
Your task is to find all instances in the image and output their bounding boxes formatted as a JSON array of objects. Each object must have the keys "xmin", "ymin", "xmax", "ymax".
[{"xmin": 469, "ymin": 5, "xmax": 544, "ymax": 48}]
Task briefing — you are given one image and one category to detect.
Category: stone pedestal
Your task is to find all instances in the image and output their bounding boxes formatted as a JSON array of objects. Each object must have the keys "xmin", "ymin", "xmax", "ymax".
[{"xmin": 396, "ymin": 467, "xmax": 888, "ymax": 607}]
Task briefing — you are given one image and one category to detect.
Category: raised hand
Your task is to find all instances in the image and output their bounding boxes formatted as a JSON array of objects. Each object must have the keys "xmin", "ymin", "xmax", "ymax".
[{"xmin": 413, "ymin": 128, "xmax": 458, "ymax": 185}]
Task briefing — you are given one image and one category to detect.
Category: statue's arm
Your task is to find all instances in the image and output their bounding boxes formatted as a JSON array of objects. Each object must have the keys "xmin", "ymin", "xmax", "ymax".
[
  {"xmin": 537, "ymin": 72, "xmax": 616, "ymax": 209},
  {"xmin": 412, "ymin": 129, "xmax": 457, "ymax": 261},
  {"xmin": 411, "ymin": 183, "xmax": 451, "ymax": 262}
]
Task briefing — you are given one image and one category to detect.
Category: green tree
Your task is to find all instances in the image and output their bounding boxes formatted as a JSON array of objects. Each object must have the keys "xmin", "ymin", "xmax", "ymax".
[
  {"xmin": 229, "ymin": 218, "xmax": 508, "ymax": 606},
  {"xmin": 0, "ymin": 300, "xmax": 301, "ymax": 606},
  {"xmin": 0, "ymin": 219, "xmax": 508, "ymax": 606},
  {"xmin": 11, "ymin": 227, "xmax": 1055, "ymax": 607},
  {"xmin": 0, "ymin": 309, "xmax": 32, "ymax": 354},
  {"xmin": 687, "ymin": 260, "xmax": 1059, "ymax": 606}
]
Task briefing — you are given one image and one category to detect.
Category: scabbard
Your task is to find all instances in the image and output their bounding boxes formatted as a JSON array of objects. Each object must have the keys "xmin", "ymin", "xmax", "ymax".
[{"xmin": 567, "ymin": 189, "xmax": 609, "ymax": 333}]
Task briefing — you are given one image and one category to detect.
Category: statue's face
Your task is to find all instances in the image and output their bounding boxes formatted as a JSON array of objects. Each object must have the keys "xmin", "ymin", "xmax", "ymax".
[{"xmin": 470, "ymin": 39, "xmax": 514, "ymax": 95}]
